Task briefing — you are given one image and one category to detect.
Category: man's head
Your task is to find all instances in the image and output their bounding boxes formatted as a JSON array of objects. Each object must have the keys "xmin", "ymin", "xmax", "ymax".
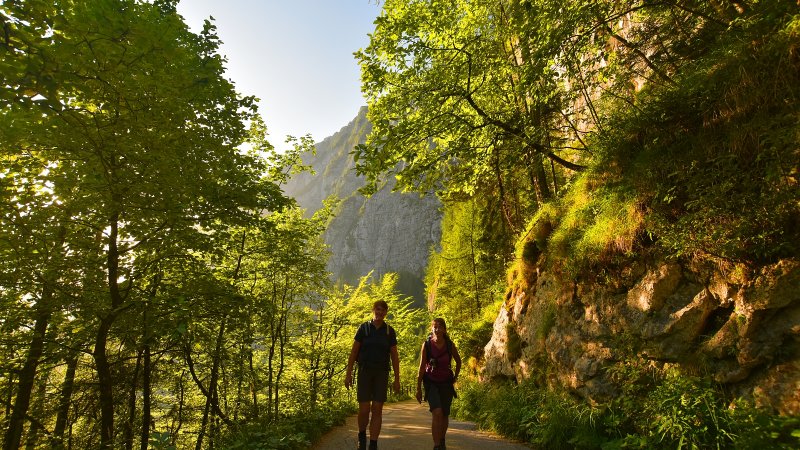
[
  {"xmin": 372, "ymin": 300, "xmax": 388, "ymax": 321},
  {"xmin": 372, "ymin": 300, "xmax": 389, "ymax": 311}
]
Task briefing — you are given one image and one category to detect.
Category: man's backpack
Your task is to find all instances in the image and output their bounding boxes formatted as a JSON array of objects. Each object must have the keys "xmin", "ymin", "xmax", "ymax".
[{"xmin": 359, "ymin": 320, "xmax": 395, "ymax": 343}]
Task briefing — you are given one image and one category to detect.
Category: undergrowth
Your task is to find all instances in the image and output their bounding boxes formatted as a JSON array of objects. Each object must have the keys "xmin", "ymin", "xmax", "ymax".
[
  {"xmin": 453, "ymin": 371, "xmax": 800, "ymax": 449},
  {"xmin": 216, "ymin": 400, "xmax": 355, "ymax": 450}
]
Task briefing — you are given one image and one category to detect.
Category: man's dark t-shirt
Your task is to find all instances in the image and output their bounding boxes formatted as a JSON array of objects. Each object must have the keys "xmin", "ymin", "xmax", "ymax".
[{"xmin": 355, "ymin": 320, "xmax": 397, "ymax": 370}]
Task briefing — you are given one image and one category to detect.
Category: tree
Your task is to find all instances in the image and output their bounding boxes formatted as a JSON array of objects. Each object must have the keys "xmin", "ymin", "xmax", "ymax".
[
  {"xmin": 2, "ymin": 0, "xmax": 286, "ymax": 447},
  {"xmin": 355, "ymin": 0, "xmax": 593, "ymax": 212}
]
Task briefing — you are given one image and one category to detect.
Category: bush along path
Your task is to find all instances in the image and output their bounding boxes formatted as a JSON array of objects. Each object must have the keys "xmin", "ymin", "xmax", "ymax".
[{"xmin": 311, "ymin": 400, "xmax": 532, "ymax": 449}]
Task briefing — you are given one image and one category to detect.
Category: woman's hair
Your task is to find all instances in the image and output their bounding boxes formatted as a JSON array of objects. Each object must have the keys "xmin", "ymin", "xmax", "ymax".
[{"xmin": 373, "ymin": 300, "xmax": 389, "ymax": 310}]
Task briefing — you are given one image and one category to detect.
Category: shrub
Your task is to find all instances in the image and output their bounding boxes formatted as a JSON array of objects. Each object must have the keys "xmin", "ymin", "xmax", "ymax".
[
  {"xmin": 452, "ymin": 378, "xmax": 609, "ymax": 449},
  {"xmin": 457, "ymin": 367, "xmax": 800, "ymax": 450},
  {"xmin": 218, "ymin": 400, "xmax": 355, "ymax": 450}
]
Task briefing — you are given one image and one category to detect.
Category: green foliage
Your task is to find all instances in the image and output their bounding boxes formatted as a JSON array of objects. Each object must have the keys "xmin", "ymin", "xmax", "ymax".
[
  {"xmin": 603, "ymin": 367, "xmax": 800, "ymax": 450},
  {"xmin": 457, "ymin": 367, "xmax": 800, "ymax": 450},
  {"xmin": 528, "ymin": 170, "xmax": 645, "ymax": 276},
  {"xmin": 453, "ymin": 378, "xmax": 608, "ymax": 449},
  {"xmin": 535, "ymin": 302, "xmax": 556, "ymax": 341},
  {"xmin": 587, "ymin": 3, "xmax": 800, "ymax": 265},
  {"xmin": 217, "ymin": 401, "xmax": 354, "ymax": 450},
  {"xmin": 458, "ymin": 313, "xmax": 496, "ymax": 362},
  {"xmin": 726, "ymin": 400, "xmax": 800, "ymax": 449},
  {"xmin": 504, "ymin": 322, "xmax": 522, "ymax": 362},
  {"xmin": 426, "ymin": 198, "xmax": 511, "ymax": 320},
  {"xmin": 613, "ymin": 369, "xmax": 735, "ymax": 449}
]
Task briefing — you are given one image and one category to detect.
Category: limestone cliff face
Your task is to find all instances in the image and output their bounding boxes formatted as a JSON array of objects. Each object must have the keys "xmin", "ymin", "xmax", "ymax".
[
  {"xmin": 483, "ymin": 255, "xmax": 800, "ymax": 415},
  {"xmin": 282, "ymin": 107, "xmax": 441, "ymax": 304}
]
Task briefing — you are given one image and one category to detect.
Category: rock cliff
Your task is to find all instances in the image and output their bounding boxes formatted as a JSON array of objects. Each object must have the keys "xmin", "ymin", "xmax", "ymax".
[
  {"xmin": 282, "ymin": 107, "xmax": 441, "ymax": 304},
  {"xmin": 483, "ymin": 253, "xmax": 800, "ymax": 415}
]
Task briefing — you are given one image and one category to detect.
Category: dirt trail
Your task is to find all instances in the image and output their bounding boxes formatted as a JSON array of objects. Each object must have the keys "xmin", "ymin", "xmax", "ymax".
[{"xmin": 312, "ymin": 400, "xmax": 532, "ymax": 450}]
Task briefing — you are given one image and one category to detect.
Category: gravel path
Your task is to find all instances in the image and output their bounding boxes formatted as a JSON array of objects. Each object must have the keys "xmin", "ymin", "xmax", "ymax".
[{"xmin": 312, "ymin": 400, "xmax": 532, "ymax": 450}]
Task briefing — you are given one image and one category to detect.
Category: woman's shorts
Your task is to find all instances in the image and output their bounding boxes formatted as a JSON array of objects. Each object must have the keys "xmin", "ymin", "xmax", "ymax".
[
  {"xmin": 423, "ymin": 380, "xmax": 455, "ymax": 416},
  {"xmin": 357, "ymin": 364, "xmax": 389, "ymax": 403}
]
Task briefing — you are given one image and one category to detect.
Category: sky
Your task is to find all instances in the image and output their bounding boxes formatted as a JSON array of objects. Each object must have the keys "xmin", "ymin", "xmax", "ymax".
[{"xmin": 176, "ymin": 1, "xmax": 382, "ymax": 149}]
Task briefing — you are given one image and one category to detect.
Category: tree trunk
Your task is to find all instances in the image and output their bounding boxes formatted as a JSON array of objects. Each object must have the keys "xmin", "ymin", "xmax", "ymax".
[
  {"xmin": 267, "ymin": 298, "xmax": 277, "ymax": 422},
  {"xmin": 139, "ymin": 344, "xmax": 151, "ymax": 450},
  {"xmin": 3, "ymin": 216, "xmax": 70, "ymax": 450},
  {"xmin": 530, "ymin": 150, "xmax": 552, "ymax": 205},
  {"xmin": 96, "ymin": 213, "xmax": 124, "ymax": 449},
  {"xmin": 469, "ymin": 200, "xmax": 481, "ymax": 312},
  {"xmin": 234, "ymin": 352, "xmax": 242, "ymax": 422},
  {"xmin": 23, "ymin": 373, "xmax": 47, "ymax": 450},
  {"xmin": 53, "ymin": 350, "xmax": 79, "ymax": 445},
  {"xmin": 3, "ymin": 305, "xmax": 52, "ymax": 450},
  {"xmin": 124, "ymin": 349, "xmax": 143, "ymax": 450},
  {"xmin": 94, "ymin": 316, "xmax": 116, "ymax": 449},
  {"xmin": 184, "ymin": 346, "xmax": 231, "ymax": 425},
  {"xmin": 170, "ymin": 370, "xmax": 185, "ymax": 448},
  {"xmin": 195, "ymin": 317, "xmax": 228, "ymax": 450},
  {"xmin": 139, "ymin": 273, "xmax": 161, "ymax": 450},
  {"xmin": 248, "ymin": 349, "xmax": 259, "ymax": 419},
  {"xmin": 275, "ymin": 287, "xmax": 289, "ymax": 419}
]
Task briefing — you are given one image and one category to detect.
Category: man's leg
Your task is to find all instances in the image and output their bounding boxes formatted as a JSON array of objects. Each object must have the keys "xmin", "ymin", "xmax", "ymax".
[
  {"xmin": 357, "ymin": 402, "xmax": 370, "ymax": 449},
  {"xmin": 366, "ymin": 368, "xmax": 389, "ymax": 449},
  {"xmin": 358, "ymin": 401, "xmax": 371, "ymax": 430},
  {"xmin": 369, "ymin": 401, "xmax": 383, "ymax": 439}
]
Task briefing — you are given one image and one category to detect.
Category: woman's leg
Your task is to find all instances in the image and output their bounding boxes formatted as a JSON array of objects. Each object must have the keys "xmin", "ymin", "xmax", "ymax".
[
  {"xmin": 442, "ymin": 415, "xmax": 449, "ymax": 448},
  {"xmin": 440, "ymin": 384, "xmax": 454, "ymax": 448},
  {"xmin": 431, "ymin": 407, "xmax": 445, "ymax": 445}
]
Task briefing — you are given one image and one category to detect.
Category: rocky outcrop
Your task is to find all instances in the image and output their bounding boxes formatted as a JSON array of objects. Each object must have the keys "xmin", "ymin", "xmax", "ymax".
[
  {"xmin": 483, "ymin": 257, "xmax": 800, "ymax": 414},
  {"xmin": 282, "ymin": 107, "xmax": 441, "ymax": 304}
]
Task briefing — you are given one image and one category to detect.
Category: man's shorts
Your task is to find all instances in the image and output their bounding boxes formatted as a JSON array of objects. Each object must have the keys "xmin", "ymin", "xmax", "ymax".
[
  {"xmin": 357, "ymin": 363, "xmax": 389, "ymax": 403},
  {"xmin": 423, "ymin": 380, "xmax": 455, "ymax": 416}
]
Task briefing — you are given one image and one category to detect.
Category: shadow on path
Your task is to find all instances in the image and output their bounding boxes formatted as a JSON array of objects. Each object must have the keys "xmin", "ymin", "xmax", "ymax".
[{"xmin": 312, "ymin": 400, "xmax": 532, "ymax": 450}]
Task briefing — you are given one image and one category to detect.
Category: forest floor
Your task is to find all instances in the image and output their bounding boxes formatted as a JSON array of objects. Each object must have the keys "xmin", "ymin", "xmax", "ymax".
[{"xmin": 311, "ymin": 400, "xmax": 533, "ymax": 449}]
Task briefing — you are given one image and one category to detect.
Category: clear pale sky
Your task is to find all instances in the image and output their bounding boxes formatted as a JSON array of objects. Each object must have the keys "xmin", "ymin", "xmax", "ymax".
[{"xmin": 176, "ymin": 1, "xmax": 382, "ymax": 149}]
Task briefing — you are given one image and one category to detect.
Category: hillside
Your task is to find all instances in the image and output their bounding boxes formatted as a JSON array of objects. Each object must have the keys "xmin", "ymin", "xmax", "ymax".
[{"xmin": 282, "ymin": 107, "xmax": 442, "ymax": 304}]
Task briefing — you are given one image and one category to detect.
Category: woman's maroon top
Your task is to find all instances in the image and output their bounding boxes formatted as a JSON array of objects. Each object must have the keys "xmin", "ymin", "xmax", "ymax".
[{"xmin": 424, "ymin": 339, "xmax": 452, "ymax": 383}]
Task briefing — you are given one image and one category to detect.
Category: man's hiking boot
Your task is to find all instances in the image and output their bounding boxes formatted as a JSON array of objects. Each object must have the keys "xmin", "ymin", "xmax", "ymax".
[{"xmin": 357, "ymin": 431, "xmax": 366, "ymax": 450}]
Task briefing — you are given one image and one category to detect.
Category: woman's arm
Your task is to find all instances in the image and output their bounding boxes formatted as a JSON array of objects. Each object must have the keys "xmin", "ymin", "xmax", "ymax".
[
  {"xmin": 415, "ymin": 341, "xmax": 427, "ymax": 403},
  {"xmin": 452, "ymin": 343, "xmax": 462, "ymax": 382}
]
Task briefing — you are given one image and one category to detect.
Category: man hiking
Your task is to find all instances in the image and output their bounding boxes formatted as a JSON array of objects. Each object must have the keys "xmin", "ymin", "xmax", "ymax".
[{"xmin": 345, "ymin": 300, "xmax": 401, "ymax": 450}]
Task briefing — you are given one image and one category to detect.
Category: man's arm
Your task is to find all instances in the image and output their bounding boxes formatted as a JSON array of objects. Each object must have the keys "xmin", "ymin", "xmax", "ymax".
[
  {"xmin": 390, "ymin": 345, "xmax": 401, "ymax": 393},
  {"xmin": 344, "ymin": 340, "xmax": 361, "ymax": 389}
]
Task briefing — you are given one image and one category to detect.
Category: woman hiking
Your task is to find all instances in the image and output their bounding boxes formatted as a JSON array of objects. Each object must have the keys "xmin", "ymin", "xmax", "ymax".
[{"xmin": 415, "ymin": 317, "xmax": 461, "ymax": 450}]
